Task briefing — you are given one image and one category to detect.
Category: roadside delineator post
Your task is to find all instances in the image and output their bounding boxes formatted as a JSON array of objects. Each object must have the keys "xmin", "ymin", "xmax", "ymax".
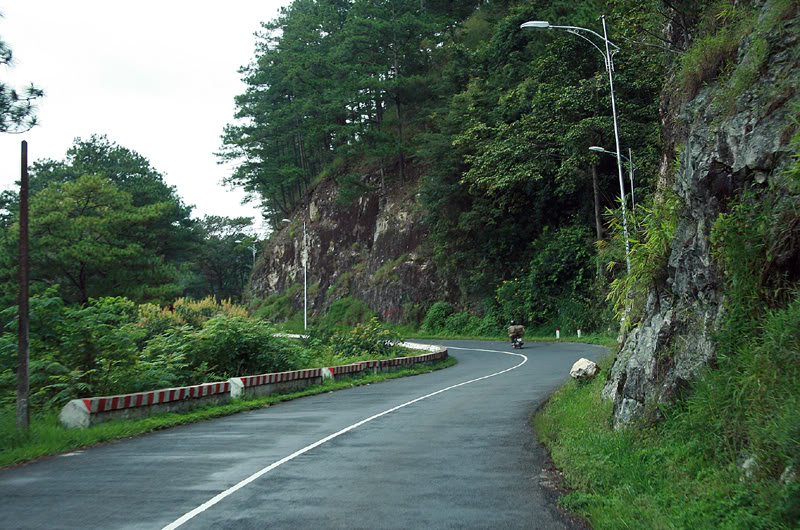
[
  {"xmin": 556, "ymin": 328, "xmax": 560, "ymax": 339},
  {"xmin": 577, "ymin": 328, "xmax": 582, "ymax": 338}
]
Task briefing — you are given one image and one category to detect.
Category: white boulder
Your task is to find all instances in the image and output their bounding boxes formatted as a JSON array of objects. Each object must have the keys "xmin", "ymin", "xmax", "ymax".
[{"xmin": 570, "ymin": 358, "xmax": 599, "ymax": 382}]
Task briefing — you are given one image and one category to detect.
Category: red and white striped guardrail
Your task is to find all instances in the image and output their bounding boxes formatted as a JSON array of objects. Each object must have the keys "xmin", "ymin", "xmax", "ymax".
[
  {"xmin": 82, "ymin": 382, "xmax": 230, "ymax": 413},
  {"xmin": 59, "ymin": 381, "xmax": 232, "ymax": 429},
  {"xmin": 60, "ymin": 343, "xmax": 447, "ymax": 428}
]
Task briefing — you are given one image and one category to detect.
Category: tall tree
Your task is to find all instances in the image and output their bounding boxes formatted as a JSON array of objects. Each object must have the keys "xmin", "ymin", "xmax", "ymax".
[
  {"xmin": 7, "ymin": 174, "xmax": 181, "ymax": 305},
  {"xmin": 186, "ymin": 216, "xmax": 256, "ymax": 302},
  {"xmin": 0, "ymin": 136, "xmax": 200, "ymax": 307},
  {"xmin": 0, "ymin": 15, "xmax": 43, "ymax": 133},
  {"xmin": 28, "ymin": 135, "xmax": 198, "ymax": 263}
]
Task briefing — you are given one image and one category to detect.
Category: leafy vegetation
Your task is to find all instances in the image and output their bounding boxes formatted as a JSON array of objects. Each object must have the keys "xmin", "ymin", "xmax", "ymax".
[
  {"xmin": 219, "ymin": 0, "xmax": 664, "ymax": 334},
  {"xmin": 0, "ymin": 287, "xmax": 421, "ymax": 413},
  {"xmin": 533, "ymin": 9, "xmax": 800, "ymax": 524},
  {"xmin": 0, "ymin": 135, "xmax": 260, "ymax": 306}
]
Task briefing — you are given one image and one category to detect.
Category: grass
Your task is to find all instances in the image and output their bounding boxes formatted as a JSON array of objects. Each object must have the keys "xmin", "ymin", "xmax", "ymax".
[
  {"xmin": 0, "ymin": 356, "xmax": 456, "ymax": 469},
  {"xmin": 534, "ymin": 298, "xmax": 800, "ymax": 529}
]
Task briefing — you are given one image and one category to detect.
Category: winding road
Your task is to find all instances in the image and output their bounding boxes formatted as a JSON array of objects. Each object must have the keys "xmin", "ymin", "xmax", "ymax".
[{"xmin": 1, "ymin": 340, "xmax": 607, "ymax": 530}]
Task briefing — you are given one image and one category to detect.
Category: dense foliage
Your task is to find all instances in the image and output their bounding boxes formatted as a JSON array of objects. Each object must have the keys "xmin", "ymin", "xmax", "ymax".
[
  {"xmin": 533, "ymin": 2, "xmax": 800, "ymax": 528},
  {"xmin": 0, "ymin": 291, "xmax": 408, "ymax": 410},
  {"xmin": 222, "ymin": 0, "xmax": 667, "ymax": 331},
  {"xmin": 0, "ymin": 136, "xmax": 260, "ymax": 306}
]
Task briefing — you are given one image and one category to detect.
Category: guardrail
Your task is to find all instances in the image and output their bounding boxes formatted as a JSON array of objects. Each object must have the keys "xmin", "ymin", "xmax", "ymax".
[{"xmin": 59, "ymin": 343, "xmax": 447, "ymax": 429}]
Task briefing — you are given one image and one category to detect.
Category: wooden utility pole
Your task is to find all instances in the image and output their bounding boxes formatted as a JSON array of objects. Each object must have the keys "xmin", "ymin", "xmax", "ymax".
[{"xmin": 17, "ymin": 140, "xmax": 30, "ymax": 433}]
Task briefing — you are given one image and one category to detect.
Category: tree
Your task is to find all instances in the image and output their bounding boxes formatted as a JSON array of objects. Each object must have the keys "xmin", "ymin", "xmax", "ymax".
[
  {"xmin": 4, "ymin": 174, "xmax": 181, "ymax": 305},
  {"xmin": 1, "ymin": 15, "xmax": 43, "ymax": 133},
  {"xmin": 28, "ymin": 135, "xmax": 198, "ymax": 264},
  {"xmin": 185, "ymin": 216, "xmax": 256, "ymax": 302}
]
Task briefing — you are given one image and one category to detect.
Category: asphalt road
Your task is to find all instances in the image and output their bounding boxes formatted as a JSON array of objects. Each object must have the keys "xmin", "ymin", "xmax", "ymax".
[{"xmin": 0, "ymin": 339, "xmax": 608, "ymax": 530}]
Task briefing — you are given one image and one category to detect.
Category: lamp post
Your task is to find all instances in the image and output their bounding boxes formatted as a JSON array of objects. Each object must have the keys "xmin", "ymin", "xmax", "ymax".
[
  {"xmin": 589, "ymin": 146, "xmax": 636, "ymax": 211},
  {"xmin": 282, "ymin": 218, "xmax": 307, "ymax": 330},
  {"xmin": 521, "ymin": 17, "xmax": 631, "ymax": 274}
]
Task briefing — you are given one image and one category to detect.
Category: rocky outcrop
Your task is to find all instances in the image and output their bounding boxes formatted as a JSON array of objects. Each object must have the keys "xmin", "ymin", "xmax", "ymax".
[
  {"xmin": 251, "ymin": 168, "xmax": 444, "ymax": 323},
  {"xmin": 603, "ymin": 1, "xmax": 800, "ymax": 427}
]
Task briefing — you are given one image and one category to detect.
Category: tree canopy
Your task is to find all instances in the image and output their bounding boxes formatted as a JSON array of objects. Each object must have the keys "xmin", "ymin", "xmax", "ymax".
[
  {"xmin": 219, "ymin": 0, "xmax": 665, "ymax": 306},
  {"xmin": 1, "ymin": 135, "xmax": 261, "ymax": 307},
  {"xmin": 0, "ymin": 16, "xmax": 43, "ymax": 133}
]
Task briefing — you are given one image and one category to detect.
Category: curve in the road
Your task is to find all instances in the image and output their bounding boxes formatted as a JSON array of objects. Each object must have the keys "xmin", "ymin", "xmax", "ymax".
[{"xmin": 163, "ymin": 346, "xmax": 527, "ymax": 530}]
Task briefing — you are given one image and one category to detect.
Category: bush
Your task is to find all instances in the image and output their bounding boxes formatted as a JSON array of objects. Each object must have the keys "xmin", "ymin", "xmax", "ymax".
[
  {"xmin": 328, "ymin": 317, "xmax": 401, "ymax": 358},
  {"xmin": 490, "ymin": 224, "xmax": 597, "ymax": 329},
  {"xmin": 443, "ymin": 312, "xmax": 481, "ymax": 335},
  {"xmin": 401, "ymin": 302, "xmax": 427, "ymax": 326},
  {"xmin": 421, "ymin": 301, "xmax": 453, "ymax": 333},
  {"xmin": 320, "ymin": 297, "xmax": 375, "ymax": 329},
  {"xmin": 144, "ymin": 316, "xmax": 298, "ymax": 378},
  {"xmin": 252, "ymin": 292, "xmax": 293, "ymax": 322},
  {"xmin": 475, "ymin": 312, "xmax": 503, "ymax": 336},
  {"xmin": 0, "ymin": 291, "xmax": 294, "ymax": 409},
  {"xmin": 494, "ymin": 278, "xmax": 526, "ymax": 325}
]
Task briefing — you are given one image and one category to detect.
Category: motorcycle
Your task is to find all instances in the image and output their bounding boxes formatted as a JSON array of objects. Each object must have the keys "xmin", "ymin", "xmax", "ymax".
[{"xmin": 511, "ymin": 336, "xmax": 524, "ymax": 349}]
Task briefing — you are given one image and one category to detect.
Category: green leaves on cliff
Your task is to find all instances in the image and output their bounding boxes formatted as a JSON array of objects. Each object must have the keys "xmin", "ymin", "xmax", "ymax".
[
  {"xmin": 220, "ymin": 0, "xmax": 666, "ymax": 325},
  {"xmin": 219, "ymin": 0, "xmax": 455, "ymax": 224},
  {"xmin": 420, "ymin": 0, "xmax": 664, "ymax": 303}
]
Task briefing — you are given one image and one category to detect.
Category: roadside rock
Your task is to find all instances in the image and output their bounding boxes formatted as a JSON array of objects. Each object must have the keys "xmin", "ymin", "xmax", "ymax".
[{"xmin": 569, "ymin": 359, "xmax": 599, "ymax": 382}]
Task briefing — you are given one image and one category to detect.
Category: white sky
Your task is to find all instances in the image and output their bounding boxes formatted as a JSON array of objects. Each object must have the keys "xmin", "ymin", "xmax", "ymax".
[{"xmin": 0, "ymin": 1, "xmax": 288, "ymax": 236}]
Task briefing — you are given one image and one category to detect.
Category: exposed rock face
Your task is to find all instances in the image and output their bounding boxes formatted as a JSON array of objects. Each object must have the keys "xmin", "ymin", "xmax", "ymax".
[
  {"xmin": 603, "ymin": 1, "xmax": 800, "ymax": 427},
  {"xmin": 251, "ymin": 169, "xmax": 444, "ymax": 323}
]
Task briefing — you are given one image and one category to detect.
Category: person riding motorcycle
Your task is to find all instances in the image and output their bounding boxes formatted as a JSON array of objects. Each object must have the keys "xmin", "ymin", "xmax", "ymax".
[{"xmin": 508, "ymin": 321, "xmax": 525, "ymax": 348}]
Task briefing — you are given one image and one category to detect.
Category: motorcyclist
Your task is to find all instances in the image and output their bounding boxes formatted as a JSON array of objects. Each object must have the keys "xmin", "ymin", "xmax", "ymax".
[{"xmin": 508, "ymin": 321, "xmax": 525, "ymax": 347}]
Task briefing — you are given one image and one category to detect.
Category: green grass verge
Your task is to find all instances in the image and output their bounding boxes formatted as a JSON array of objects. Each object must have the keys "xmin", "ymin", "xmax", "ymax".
[
  {"xmin": 533, "ymin": 353, "xmax": 799, "ymax": 529},
  {"xmin": 0, "ymin": 356, "xmax": 456, "ymax": 469}
]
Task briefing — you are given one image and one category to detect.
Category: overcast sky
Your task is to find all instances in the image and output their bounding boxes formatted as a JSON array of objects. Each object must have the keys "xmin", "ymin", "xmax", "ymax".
[{"xmin": 1, "ymin": 1, "xmax": 289, "ymax": 235}]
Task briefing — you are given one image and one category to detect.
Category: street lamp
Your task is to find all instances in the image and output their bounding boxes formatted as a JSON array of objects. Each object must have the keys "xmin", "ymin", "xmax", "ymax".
[
  {"xmin": 282, "ymin": 218, "xmax": 307, "ymax": 331},
  {"xmin": 522, "ymin": 17, "xmax": 631, "ymax": 274},
  {"xmin": 589, "ymin": 146, "xmax": 636, "ymax": 211}
]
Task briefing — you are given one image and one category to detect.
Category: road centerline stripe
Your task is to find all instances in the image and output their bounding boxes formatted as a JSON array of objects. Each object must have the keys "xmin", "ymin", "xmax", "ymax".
[{"xmin": 162, "ymin": 346, "xmax": 526, "ymax": 530}]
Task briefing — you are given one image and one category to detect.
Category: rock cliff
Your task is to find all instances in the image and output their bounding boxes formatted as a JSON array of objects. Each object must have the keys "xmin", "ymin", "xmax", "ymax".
[
  {"xmin": 251, "ymin": 168, "xmax": 444, "ymax": 323},
  {"xmin": 602, "ymin": 0, "xmax": 800, "ymax": 426}
]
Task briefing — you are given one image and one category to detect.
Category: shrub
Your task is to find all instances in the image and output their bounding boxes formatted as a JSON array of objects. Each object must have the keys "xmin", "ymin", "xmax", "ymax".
[
  {"xmin": 252, "ymin": 292, "xmax": 293, "ymax": 322},
  {"xmin": 328, "ymin": 317, "xmax": 401, "ymax": 358},
  {"xmin": 443, "ymin": 312, "xmax": 481, "ymax": 335},
  {"xmin": 605, "ymin": 192, "xmax": 682, "ymax": 328},
  {"xmin": 421, "ymin": 301, "xmax": 453, "ymax": 333},
  {"xmin": 401, "ymin": 302, "xmax": 427, "ymax": 325},
  {"xmin": 475, "ymin": 312, "xmax": 503, "ymax": 336},
  {"xmin": 494, "ymin": 278, "xmax": 526, "ymax": 325},
  {"xmin": 320, "ymin": 297, "xmax": 375, "ymax": 329},
  {"xmin": 0, "ymin": 291, "xmax": 147, "ymax": 407},
  {"xmin": 143, "ymin": 315, "xmax": 297, "ymax": 378}
]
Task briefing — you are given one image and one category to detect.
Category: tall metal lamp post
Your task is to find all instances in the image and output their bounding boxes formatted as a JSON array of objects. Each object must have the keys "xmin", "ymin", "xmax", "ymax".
[
  {"xmin": 282, "ymin": 218, "xmax": 308, "ymax": 330},
  {"xmin": 521, "ymin": 17, "xmax": 631, "ymax": 274}
]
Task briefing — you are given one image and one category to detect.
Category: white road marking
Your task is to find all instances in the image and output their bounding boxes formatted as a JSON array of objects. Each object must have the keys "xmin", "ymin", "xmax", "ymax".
[{"xmin": 162, "ymin": 346, "xmax": 526, "ymax": 530}]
